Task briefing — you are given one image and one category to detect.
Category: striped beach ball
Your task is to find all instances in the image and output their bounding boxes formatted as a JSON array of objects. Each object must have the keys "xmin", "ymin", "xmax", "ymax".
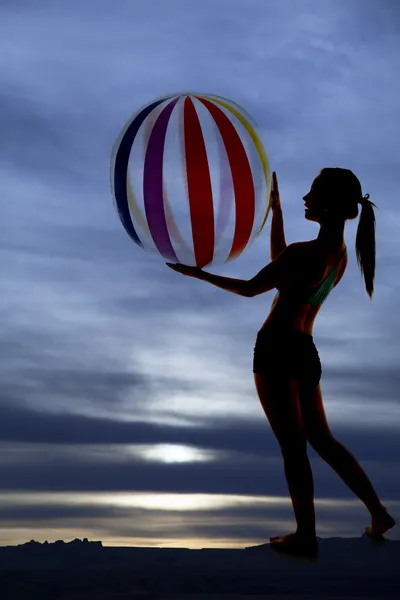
[{"xmin": 111, "ymin": 93, "xmax": 272, "ymax": 268}]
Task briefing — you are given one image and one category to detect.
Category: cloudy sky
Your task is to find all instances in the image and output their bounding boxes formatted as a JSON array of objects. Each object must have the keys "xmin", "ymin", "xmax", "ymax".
[{"xmin": 1, "ymin": 0, "xmax": 400, "ymax": 548}]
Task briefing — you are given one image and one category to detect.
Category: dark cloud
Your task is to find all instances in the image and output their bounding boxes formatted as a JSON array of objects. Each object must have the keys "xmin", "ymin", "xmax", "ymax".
[
  {"xmin": 0, "ymin": 503, "xmax": 120, "ymax": 522},
  {"xmin": 0, "ymin": 402, "xmax": 399, "ymax": 506},
  {"xmin": 1, "ymin": 442, "xmax": 399, "ymax": 502},
  {"xmin": 0, "ymin": 401, "xmax": 399, "ymax": 460}
]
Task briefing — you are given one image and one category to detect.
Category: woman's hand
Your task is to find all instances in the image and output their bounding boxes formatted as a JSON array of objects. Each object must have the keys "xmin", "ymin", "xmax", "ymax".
[
  {"xmin": 270, "ymin": 171, "xmax": 281, "ymax": 212},
  {"xmin": 166, "ymin": 263, "xmax": 203, "ymax": 278}
]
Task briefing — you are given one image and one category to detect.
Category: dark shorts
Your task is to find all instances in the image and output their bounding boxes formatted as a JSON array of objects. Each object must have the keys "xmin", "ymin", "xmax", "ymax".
[{"xmin": 253, "ymin": 323, "xmax": 322, "ymax": 387}]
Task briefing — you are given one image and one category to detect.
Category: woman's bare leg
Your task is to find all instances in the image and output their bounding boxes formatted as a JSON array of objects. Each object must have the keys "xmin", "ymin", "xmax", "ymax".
[
  {"xmin": 254, "ymin": 373, "xmax": 317, "ymax": 539},
  {"xmin": 298, "ymin": 382, "xmax": 396, "ymax": 534}
]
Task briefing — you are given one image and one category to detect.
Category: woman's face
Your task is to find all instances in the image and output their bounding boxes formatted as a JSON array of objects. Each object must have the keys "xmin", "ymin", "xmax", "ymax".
[{"xmin": 303, "ymin": 175, "xmax": 324, "ymax": 223}]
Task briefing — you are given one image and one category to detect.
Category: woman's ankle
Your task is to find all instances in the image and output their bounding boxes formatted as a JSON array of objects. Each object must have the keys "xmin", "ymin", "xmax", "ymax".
[
  {"xmin": 369, "ymin": 501, "xmax": 385, "ymax": 518},
  {"xmin": 296, "ymin": 526, "xmax": 316, "ymax": 538}
]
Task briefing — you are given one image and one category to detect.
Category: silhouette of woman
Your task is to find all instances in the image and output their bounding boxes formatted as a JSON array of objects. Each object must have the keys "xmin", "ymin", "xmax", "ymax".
[{"xmin": 167, "ymin": 168, "xmax": 396, "ymax": 558}]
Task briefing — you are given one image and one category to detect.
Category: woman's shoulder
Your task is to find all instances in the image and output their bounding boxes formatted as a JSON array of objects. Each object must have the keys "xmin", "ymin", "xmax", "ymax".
[
  {"xmin": 289, "ymin": 239, "xmax": 346, "ymax": 274},
  {"xmin": 303, "ymin": 240, "xmax": 348, "ymax": 282},
  {"xmin": 300, "ymin": 239, "xmax": 347, "ymax": 258},
  {"xmin": 284, "ymin": 240, "xmax": 321, "ymax": 261},
  {"xmin": 283, "ymin": 240, "xmax": 314, "ymax": 255},
  {"xmin": 276, "ymin": 240, "xmax": 346, "ymax": 274}
]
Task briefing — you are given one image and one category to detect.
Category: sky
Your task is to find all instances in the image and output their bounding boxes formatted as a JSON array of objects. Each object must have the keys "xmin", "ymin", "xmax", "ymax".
[{"xmin": 1, "ymin": 0, "xmax": 400, "ymax": 548}]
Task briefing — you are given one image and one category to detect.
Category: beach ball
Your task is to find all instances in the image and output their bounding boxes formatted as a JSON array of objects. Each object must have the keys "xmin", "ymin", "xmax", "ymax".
[{"xmin": 111, "ymin": 93, "xmax": 272, "ymax": 268}]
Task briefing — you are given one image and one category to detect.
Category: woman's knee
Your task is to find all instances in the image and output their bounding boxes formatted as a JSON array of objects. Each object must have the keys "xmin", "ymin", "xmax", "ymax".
[{"xmin": 279, "ymin": 434, "xmax": 308, "ymax": 457}]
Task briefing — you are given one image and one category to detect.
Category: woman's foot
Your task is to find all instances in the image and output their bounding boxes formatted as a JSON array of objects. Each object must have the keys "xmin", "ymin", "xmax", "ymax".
[
  {"xmin": 366, "ymin": 505, "xmax": 396, "ymax": 536},
  {"xmin": 269, "ymin": 531, "xmax": 319, "ymax": 558}
]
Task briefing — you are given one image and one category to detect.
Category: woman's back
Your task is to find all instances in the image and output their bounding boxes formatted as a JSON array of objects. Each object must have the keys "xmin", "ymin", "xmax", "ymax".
[{"xmin": 261, "ymin": 240, "xmax": 348, "ymax": 334}]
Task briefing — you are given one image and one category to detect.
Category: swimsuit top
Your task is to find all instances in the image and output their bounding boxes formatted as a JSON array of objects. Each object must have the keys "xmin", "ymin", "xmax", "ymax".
[
  {"xmin": 279, "ymin": 248, "xmax": 347, "ymax": 306},
  {"xmin": 303, "ymin": 248, "xmax": 347, "ymax": 305}
]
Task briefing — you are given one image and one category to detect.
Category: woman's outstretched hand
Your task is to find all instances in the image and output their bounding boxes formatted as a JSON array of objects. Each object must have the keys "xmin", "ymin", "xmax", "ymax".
[
  {"xmin": 166, "ymin": 263, "xmax": 203, "ymax": 278},
  {"xmin": 270, "ymin": 171, "xmax": 281, "ymax": 212}
]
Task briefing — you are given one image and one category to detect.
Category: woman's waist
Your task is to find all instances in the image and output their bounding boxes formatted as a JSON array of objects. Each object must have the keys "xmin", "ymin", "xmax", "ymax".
[
  {"xmin": 266, "ymin": 294, "xmax": 319, "ymax": 333},
  {"xmin": 257, "ymin": 320, "xmax": 315, "ymax": 342},
  {"xmin": 259, "ymin": 315, "xmax": 315, "ymax": 338}
]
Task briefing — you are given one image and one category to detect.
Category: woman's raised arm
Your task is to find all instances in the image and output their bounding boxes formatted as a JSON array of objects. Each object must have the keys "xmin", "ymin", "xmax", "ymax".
[{"xmin": 270, "ymin": 172, "xmax": 287, "ymax": 260}]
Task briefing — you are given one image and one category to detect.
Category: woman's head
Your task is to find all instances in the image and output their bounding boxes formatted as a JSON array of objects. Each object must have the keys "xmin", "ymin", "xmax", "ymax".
[
  {"xmin": 303, "ymin": 167, "xmax": 363, "ymax": 223},
  {"xmin": 303, "ymin": 167, "xmax": 377, "ymax": 299}
]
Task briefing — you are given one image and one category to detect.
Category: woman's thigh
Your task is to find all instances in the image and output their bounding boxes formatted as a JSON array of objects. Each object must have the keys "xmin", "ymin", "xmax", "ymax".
[
  {"xmin": 297, "ymin": 382, "xmax": 333, "ymax": 443},
  {"xmin": 254, "ymin": 372, "xmax": 306, "ymax": 449}
]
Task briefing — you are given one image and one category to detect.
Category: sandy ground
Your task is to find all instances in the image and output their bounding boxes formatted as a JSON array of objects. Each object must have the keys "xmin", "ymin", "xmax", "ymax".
[{"xmin": 0, "ymin": 536, "xmax": 399, "ymax": 599}]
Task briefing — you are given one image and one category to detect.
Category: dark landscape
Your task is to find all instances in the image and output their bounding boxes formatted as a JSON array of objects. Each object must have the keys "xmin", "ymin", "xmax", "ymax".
[{"xmin": 0, "ymin": 537, "xmax": 399, "ymax": 599}]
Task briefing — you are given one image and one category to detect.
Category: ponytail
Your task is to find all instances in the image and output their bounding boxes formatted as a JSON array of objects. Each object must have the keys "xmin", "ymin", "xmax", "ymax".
[{"xmin": 355, "ymin": 194, "xmax": 377, "ymax": 299}]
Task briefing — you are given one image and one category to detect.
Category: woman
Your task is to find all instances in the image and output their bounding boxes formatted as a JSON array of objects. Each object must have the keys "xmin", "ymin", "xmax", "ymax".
[{"xmin": 167, "ymin": 168, "xmax": 396, "ymax": 558}]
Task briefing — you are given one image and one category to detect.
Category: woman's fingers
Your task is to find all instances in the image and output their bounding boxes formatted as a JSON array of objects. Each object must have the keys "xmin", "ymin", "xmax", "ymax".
[
  {"xmin": 270, "ymin": 171, "xmax": 281, "ymax": 210},
  {"xmin": 273, "ymin": 171, "xmax": 279, "ymax": 195},
  {"xmin": 166, "ymin": 263, "xmax": 199, "ymax": 276}
]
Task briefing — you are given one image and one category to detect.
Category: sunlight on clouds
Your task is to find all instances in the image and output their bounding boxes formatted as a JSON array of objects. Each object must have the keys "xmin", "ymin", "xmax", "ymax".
[
  {"xmin": 133, "ymin": 443, "xmax": 215, "ymax": 464},
  {"xmin": 0, "ymin": 491, "xmax": 286, "ymax": 511},
  {"xmin": 2, "ymin": 492, "xmax": 400, "ymax": 546},
  {"xmin": 2, "ymin": 491, "xmax": 385, "ymax": 512},
  {"xmin": 0, "ymin": 442, "xmax": 222, "ymax": 467}
]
